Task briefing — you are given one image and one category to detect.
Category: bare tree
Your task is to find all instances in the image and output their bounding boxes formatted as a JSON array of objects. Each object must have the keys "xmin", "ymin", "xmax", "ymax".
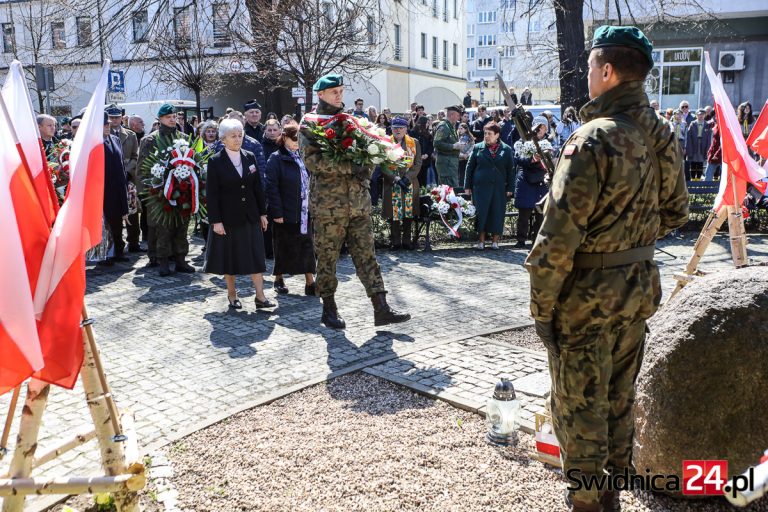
[{"xmin": 236, "ymin": 0, "xmax": 386, "ymax": 108}]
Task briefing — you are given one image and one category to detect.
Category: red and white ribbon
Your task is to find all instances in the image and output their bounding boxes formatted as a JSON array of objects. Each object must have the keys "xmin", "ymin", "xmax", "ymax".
[{"xmin": 170, "ymin": 147, "xmax": 196, "ymax": 168}]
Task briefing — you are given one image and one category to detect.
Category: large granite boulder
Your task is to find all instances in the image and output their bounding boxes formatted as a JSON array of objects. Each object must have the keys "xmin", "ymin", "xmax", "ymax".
[{"xmin": 634, "ymin": 266, "xmax": 768, "ymax": 494}]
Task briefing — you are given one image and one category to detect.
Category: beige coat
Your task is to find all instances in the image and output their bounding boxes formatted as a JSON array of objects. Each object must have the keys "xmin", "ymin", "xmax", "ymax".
[{"xmin": 116, "ymin": 127, "xmax": 139, "ymax": 186}]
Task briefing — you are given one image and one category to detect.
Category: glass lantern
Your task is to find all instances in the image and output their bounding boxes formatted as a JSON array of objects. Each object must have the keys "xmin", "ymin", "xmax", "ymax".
[{"xmin": 486, "ymin": 377, "xmax": 520, "ymax": 446}]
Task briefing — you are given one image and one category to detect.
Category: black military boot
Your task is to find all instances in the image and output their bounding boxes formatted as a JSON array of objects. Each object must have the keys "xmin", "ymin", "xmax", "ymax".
[
  {"xmin": 321, "ymin": 296, "xmax": 346, "ymax": 329},
  {"xmin": 401, "ymin": 219, "xmax": 413, "ymax": 250},
  {"xmin": 371, "ymin": 292, "xmax": 411, "ymax": 326},
  {"xmin": 600, "ymin": 490, "xmax": 621, "ymax": 512},
  {"xmin": 389, "ymin": 221, "xmax": 402, "ymax": 250},
  {"xmin": 175, "ymin": 256, "xmax": 196, "ymax": 273},
  {"xmin": 158, "ymin": 257, "xmax": 172, "ymax": 277}
]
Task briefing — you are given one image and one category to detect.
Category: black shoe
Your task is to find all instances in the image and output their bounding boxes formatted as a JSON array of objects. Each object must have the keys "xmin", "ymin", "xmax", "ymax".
[
  {"xmin": 158, "ymin": 257, "xmax": 172, "ymax": 277},
  {"xmin": 600, "ymin": 490, "xmax": 621, "ymax": 512},
  {"xmin": 254, "ymin": 296, "xmax": 276, "ymax": 309},
  {"xmin": 371, "ymin": 292, "xmax": 411, "ymax": 326},
  {"xmin": 228, "ymin": 297, "xmax": 243, "ymax": 310},
  {"xmin": 305, "ymin": 282, "xmax": 317, "ymax": 297},
  {"xmin": 112, "ymin": 255, "xmax": 130, "ymax": 262},
  {"xmin": 390, "ymin": 244, "xmax": 402, "ymax": 251},
  {"xmin": 274, "ymin": 279, "xmax": 289, "ymax": 295},
  {"xmin": 514, "ymin": 241, "xmax": 526, "ymax": 249},
  {"xmin": 175, "ymin": 258, "xmax": 196, "ymax": 273},
  {"xmin": 96, "ymin": 259, "xmax": 114, "ymax": 267},
  {"xmin": 321, "ymin": 296, "xmax": 346, "ymax": 329},
  {"xmin": 128, "ymin": 245, "xmax": 147, "ymax": 253},
  {"xmin": 145, "ymin": 258, "xmax": 158, "ymax": 268}
]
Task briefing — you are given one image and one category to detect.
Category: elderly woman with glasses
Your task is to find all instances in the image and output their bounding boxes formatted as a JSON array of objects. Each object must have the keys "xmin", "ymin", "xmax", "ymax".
[
  {"xmin": 204, "ymin": 118, "xmax": 275, "ymax": 310},
  {"xmin": 265, "ymin": 122, "xmax": 316, "ymax": 295}
]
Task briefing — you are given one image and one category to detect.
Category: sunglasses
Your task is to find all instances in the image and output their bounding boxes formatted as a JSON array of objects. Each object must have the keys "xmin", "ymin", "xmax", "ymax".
[{"xmin": 285, "ymin": 133, "xmax": 298, "ymax": 141}]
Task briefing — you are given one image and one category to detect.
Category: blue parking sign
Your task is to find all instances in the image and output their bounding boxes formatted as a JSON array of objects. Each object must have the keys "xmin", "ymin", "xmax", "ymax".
[{"xmin": 108, "ymin": 70, "xmax": 125, "ymax": 93}]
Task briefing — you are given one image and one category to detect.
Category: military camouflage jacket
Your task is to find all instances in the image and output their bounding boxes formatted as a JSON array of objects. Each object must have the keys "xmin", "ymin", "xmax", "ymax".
[
  {"xmin": 433, "ymin": 120, "xmax": 459, "ymax": 155},
  {"xmin": 299, "ymin": 99, "xmax": 372, "ymax": 218},
  {"xmin": 525, "ymin": 81, "xmax": 689, "ymax": 333}
]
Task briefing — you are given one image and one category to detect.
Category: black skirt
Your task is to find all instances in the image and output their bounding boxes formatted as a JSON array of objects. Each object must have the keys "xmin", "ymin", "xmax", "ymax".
[
  {"xmin": 204, "ymin": 221, "xmax": 266, "ymax": 275},
  {"xmin": 272, "ymin": 222, "xmax": 316, "ymax": 276}
]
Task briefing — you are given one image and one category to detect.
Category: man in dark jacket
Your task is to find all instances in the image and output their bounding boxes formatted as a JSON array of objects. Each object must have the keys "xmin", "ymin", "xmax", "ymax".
[
  {"xmin": 101, "ymin": 112, "xmax": 130, "ymax": 266},
  {"xmin": 684, "ymin": 108, "xmax": 712, "ymax": 180},
  {"xmin": 470, "ymin": 106, "xmax": 489, "ymax": 141},
  {"xmin": 244, "ymin": 99, "xmax": 265, "ymax": 142}
]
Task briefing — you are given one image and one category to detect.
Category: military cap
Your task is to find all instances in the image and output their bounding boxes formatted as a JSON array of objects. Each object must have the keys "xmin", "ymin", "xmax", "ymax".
[
  {"xmin": 591, "ymin": 25, "xmax": 654, "ymax": 68},
  {"xmin": 445, "ymin": 105, "xmax": 463, "ymax": 114},
  {"xmin": 105, "ymin": 103, "xmax": 122, "ymax": 117},
  {"xmin": 61, "ymin": 116, "xmax": 71, "ymax": 125},
  {"xmin": 391, "ymin": 116, "xmax": 409, "ymax": 127},
  {"xmin": 243, "ymin": 99, "xmax": 261, "ymax": 112},
  {"xmin": 157, "ymin": 103, "xmax": 176, "ymax": 117},
  {"xmin": 313, "ymin": 74, "xmax": 343, "ymax": 92},
  {"xmin": 531, "ymin": 116, "xmax": 548, "ymax": 130}
]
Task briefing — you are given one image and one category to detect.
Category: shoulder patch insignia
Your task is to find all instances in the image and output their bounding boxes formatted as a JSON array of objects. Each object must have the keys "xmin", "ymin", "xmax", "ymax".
[{"xmin": 563, "ymin": 144, "xmax": 578, "ymax": 156}]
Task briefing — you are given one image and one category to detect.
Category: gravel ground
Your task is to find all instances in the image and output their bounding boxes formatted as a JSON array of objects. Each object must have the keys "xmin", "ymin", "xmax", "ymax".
[
  {"xmin": 65, "ymin": 372, "xmax": 757, "ymax": 512},
  {"xmin": 488, "ymin": 325, "xmax": 546, "ymax": 353}
]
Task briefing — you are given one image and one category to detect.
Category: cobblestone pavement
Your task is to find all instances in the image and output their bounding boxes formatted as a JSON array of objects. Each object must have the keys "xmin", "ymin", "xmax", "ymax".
[{"xmin": 2, "ymin": 231, "xmax": 766, "ymax": 507}]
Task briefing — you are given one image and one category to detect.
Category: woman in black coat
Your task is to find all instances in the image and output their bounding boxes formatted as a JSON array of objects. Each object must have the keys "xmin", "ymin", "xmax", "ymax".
[
  {"xmin": 264, "ymin": 122, "xmax": 316, "ymax": 295},
  {"xmin": 261, "ymin": 119, "xmax": 281, "ymax": 159},
  {"xmin": 204, "ymin": 119, "xmax": 275, "ymax": 310}
]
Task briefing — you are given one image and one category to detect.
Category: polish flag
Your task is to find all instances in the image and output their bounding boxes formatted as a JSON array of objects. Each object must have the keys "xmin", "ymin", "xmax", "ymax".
[
  {"xmin": 0, "ymin": 94, "xmax": 45, "ymax": 395},
  {"xmin": 32, "ymin": 63, "xmax": 108, "ymax": 389},
  {"xmin": 2, "ymin": 60, "xmax": 59, "ymax": 227},
  {"xmin": 703, "ymin": 53, "xmax": 768, "ymax": 212},
  {"xmin": 746, "ymin": 99, "xmax": 768, "ymax": 160}
]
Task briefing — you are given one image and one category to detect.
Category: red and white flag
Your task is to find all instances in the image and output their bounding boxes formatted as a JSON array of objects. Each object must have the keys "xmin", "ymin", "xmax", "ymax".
[
  {"xmin": 32, "ymin": 63, "xmax": 108, "ymax": 389},
  {"xmin": 703, "ymin": 53, "xmax": 768, "ymax": 212},
  {"xmin": 2, "ymin": 60, "xmax": 59, "ymax": 227},
  {"xmin": 746, "ymin": 99, "xmax": 768, "ymax": 160},
  {"xmin": 0, "ymin": 94, "xmax": 46, "ymax": 395}
]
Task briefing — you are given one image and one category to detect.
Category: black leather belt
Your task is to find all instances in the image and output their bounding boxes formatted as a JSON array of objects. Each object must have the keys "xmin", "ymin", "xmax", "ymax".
[{"xmin": 572, "ymin": 245, "xmax": 655, "ymax": 269}]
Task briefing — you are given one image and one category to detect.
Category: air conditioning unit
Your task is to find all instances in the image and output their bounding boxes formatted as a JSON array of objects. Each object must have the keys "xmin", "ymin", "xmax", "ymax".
[{"xmin": 718, "ymin": 51, "xmax": 745, "ymax": 71}]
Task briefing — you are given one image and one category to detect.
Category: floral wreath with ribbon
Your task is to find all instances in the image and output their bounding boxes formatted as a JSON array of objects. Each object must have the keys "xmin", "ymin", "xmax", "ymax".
[
  {"xmin": 300, "ymin": 112, "xmax": 410, "ymax": 174},
  {"xmin": 430, "ymin": 185, "xmax": 476, "ymax": 238},
  {"xmin": 47, "ymin": 139, "xmax": 72, "ymax": 204},
  {"xmin": 141, "ymin": 135, "xmax": 209, "ymax": 227}
]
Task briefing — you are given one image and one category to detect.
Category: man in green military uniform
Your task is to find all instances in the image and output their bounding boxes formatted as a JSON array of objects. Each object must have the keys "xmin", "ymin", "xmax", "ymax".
[
  {"xmin": 433, "ymin": 105, "xmax": 463, "ymax": 188},
  {"xmin": 525, "ymin": 26, "xmax": 689, "ymax": 512},
  {"xmin": 299, "ymin": 73, "xmax": 410, "ymax": 329},
  {"xmin": 137, "ymin": 103, "xmax": 194, "ymax": 277}
]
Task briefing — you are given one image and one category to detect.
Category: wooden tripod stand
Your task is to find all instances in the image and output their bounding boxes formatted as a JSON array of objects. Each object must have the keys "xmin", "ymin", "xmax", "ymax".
[{"xmin": 0, "ymin": 306, "xmax": 145, "ymax": 511}]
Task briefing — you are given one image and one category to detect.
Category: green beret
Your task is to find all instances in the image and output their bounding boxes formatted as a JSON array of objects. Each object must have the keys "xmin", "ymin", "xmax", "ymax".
[
  {"xmin": 591, "ymin": 25, "xmax": 654, "ymax": 68},
  {"xmin": 313, "ymin": 74, "xmax": 343, "ymax": 92},
  {"xmin": 157, "ymin": 103, "xmax": 176, "ymax": 117}
]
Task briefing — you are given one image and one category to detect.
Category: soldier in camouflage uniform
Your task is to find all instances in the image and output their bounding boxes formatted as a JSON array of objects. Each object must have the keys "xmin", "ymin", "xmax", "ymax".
[
  {"xmin": 433, "ymin": 105, "xmax": 463, "ymax": 189},
  {"xmin": 137, "ymin": 103, "xmax": 193, "ymax": 277},
  {"xmin": 299, "ymin": 73, "xmax": 410, "ymax": 329},
  {"xmin": 524, "ymin": 26, "xmax": 689, "ymax": 512}
]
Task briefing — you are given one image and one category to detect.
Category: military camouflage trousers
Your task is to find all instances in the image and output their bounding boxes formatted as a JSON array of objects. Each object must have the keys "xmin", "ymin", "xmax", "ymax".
[
  {"xmin": 313, "ymin": 214, "xmax": 385, "ymax": 299},
  {"xmin": 547, "ymin": 319, "xmax": 647, "ymax": 505},
  {"xmin": 155, "ymin": 218, "xmax": 191, "ymax": 259}
]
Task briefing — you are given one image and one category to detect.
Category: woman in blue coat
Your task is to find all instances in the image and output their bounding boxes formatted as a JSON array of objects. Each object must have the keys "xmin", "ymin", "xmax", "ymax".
[
  {"xmin": 264, "ymin": 122, "xmax": 316, "ymax": 296},
  {"xmin": 464, "ymin": 121, "xmax": 515, "ymax": 250},
  {"xmin": 514, "ymin": 118, "xmax": 550, "ymax": 248}
]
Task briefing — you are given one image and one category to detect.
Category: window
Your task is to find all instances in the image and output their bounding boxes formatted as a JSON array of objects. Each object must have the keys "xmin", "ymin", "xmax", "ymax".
[
  {"xmin": 76, "ymin": 17, "xmax": 91, "ymax": 47},
  {"xmin": 477, "ymin": 34, "xmax": 497, "ymax": 47},
  {"xmin": 503, "ymin": 45, "xmax": 515, "ymax": 57},
  {"xmin": 500, "ymin": 21, "xmax": 514, "ymax": 33},
  {"xmin": 453, "ymin": 0, "xmax": 458, "ymax": 18},
  {"xmin": 420, "ymin": 33, "xmax": 427, "ymax": 58},
  {"xmin": 212, "ymin": 4, "xmax": 231, "ymax": 47},
  {"xmin": 432, "ymin": 0, "xmax": 438, "ymax": 17},
  {"xmin": 367, "ymin": 15, "xmax": 375, "ymax": 45},
  {"xmin": 477, "ymin": 58, "xmax": 495, "ymax": 69},
  {"xmin": 443, "ymin": 0, "xmax": 448, "ymax": 21},
  {"xmin": 132, "ymin": 10, "xmax": 149, "ymax": 42},
  {"xmin": 322, "ymin": 2, "xmax": 333, "ymax": 25},
  {"xmin": 394, "ymin": 24, "xmax": 401, "ymax": 61},
  {"xmin": 174, "ymin": 6, "xmax": 192, "ymax": 49},
  {"xmin": 442, "ymin": 40, "xmax": 448, "ymax": 69},
  {"xmin": 453, "ymin": 43, "xmax": 458, "ymax": 66},
  {"xmin": 477, "ymin": 11, "xmax": 497, "ymax": 23},
  {"xmin": 500, "ymin": 0, "xmax": 513, "ymax": 7},
  {"xmin": 466, "ymin": 47, "xmax": 475, "ymax": 59},
  {"xmin": 2, "ymin": 23, "xmax": 14, "ymax": 53},
  {"xmin": 467, "ymin": 24, "xmax": 475, "ymax": 36},
  {"xmin": 530, "ymin": 20, "xmax": 541, "ymax": 32},
  {"xmin": 51, "ymin": 21, "xmax": 65, "ymax": 49},
  {"xmin": 432, "ymin": 36, "xmax": 438, "ymax": 68}
]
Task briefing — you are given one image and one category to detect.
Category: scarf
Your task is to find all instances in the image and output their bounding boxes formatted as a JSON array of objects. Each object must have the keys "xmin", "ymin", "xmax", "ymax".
[
  {"xmin": 391, "ymin": 135, "xmax": 416, "ymax": 221},
  {"xmin": 290, "ymin": 150, "xmax": 310, "ymax": 234},
  {"xmin": 488, "ymin": 143, "xmax": 500, "ymax": 158}
]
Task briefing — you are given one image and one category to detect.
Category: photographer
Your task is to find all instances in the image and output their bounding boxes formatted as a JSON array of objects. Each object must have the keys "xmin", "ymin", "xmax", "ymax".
[{"xmin": 556, "ymin": 106, "xmax": 581, "ymax": 146}]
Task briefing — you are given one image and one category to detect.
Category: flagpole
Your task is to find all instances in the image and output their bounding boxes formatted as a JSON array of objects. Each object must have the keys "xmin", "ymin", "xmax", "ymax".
[
  {"xmin": 0, "ymin": 386, "xmax": 21, "ymax": 460},
  {"xmin": 728, "ymin": 169, "xmax": 748, "ymax": 267}
]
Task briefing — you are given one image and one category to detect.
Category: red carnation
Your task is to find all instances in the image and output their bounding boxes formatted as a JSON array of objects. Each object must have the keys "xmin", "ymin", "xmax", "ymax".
[
  {"xmin": 451, "ymin": 202, "xmax": 459, "ymax": 209},
  {"xmin": 345, "ymin": 123, "xmax": 355, "ymax": 133},
  {"xmin": 341, "ymin": 138, "xmax": 354, "ymax": 149},
  {"xmin": 324, "ymin": 128, "xmax": 337, "ymax": 139}
]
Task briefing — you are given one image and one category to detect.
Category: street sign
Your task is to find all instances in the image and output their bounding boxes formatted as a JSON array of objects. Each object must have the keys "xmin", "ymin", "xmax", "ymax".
[
  {"xmin": 291, "ymin": 87, "xmax": 305, "ymax": 98},
  {"xmin": 297, "ymin": 97, "xmax": 305, "ymax": 104},
  {"xmin": 108, "ymin": 70, "xmax": 125, "ymax": 93},
  {"xmin": 230, "ymin": 59, "xmax": 242, "ymax": 73},
  {"xmin": 107, "ymin": 92, "xmax": 126, "ymax": 103},
  {"xmin": 35, "ymin": 64, "xmax": 55, "ymax": 92}
]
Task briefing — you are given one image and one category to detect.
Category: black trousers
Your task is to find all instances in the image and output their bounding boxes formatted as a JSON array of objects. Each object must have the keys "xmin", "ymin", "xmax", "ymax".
[
  {"xmin": 516, "ymin": 208, "xmax": 543, "ymax": 243},
  {"xmin": 106, "ymin": 214, "xmax": 126, "ymax": 257}
]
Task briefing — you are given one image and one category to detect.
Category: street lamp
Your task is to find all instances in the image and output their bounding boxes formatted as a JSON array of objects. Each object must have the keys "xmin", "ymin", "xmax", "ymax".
[
  {"xmin": 497, "ymin": 45, "xmax": 505, "ymax": 106},
  {"xmin": 485, "ymin": 377, "xmax": 520, "ymax": 446}
]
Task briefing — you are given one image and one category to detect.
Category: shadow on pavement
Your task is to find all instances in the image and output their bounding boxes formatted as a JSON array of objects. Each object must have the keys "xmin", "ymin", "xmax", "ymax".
[{"xmin": 203, "ymin": 310, "xmax": 276, "ymax": 359}]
